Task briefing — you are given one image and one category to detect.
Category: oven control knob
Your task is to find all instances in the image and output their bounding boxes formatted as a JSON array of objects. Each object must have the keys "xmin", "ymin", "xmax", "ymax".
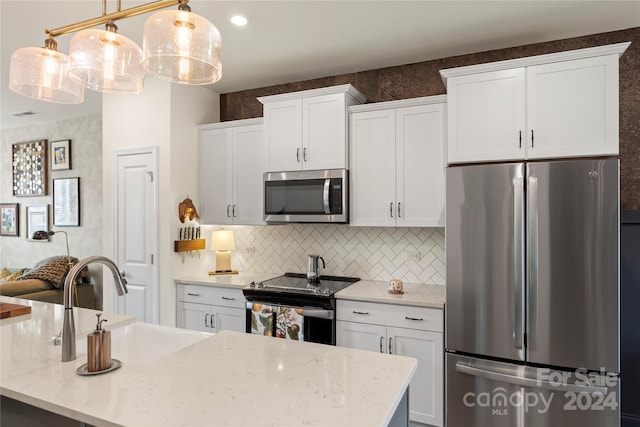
[
  {"xmin": 257, "ymin": 281, "xmax": 264, "ymax": 289},
  {"xmin": 249, "ymin": 281, "xmax": 255, "ymax": 288},
  {"xmin": 322, "ymin": 288, "xmax": 330, "ymax": 295}
]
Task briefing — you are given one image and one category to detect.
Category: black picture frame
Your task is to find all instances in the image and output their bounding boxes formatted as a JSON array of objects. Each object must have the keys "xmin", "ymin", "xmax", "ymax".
[
  {"xmin": 53, "ymin": 177, "xmax": 80, "ymax": 227},
  {"xmin": 50, "ymin": 139, "xmax": 72, "ymax": 171}
]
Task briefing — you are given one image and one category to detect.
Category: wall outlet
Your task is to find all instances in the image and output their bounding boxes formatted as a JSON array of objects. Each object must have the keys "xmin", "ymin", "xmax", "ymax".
[
  {"xmin": 406, "ymin": 251, "xmax": 422, "ymax": 262},
  {"xmin": 245, "ymin": 246, "xmax": 256, "ymax": 254}
]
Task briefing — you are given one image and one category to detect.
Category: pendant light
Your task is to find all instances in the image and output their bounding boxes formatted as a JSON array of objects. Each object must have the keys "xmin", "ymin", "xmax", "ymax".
[
  {"xmin": 68, "ymin": 21, "xmax": 144, "ymax": 94},
  {"xmin": 9, "ymin": 37, "xmax": 84, "ymax": 104},
  {"xmin": 143, "ymin": 1, "xmax": 222, "ymax": 85},
  {"xmin": 8, "ymin": 0, "xmax": 221, "ymax": 104}
]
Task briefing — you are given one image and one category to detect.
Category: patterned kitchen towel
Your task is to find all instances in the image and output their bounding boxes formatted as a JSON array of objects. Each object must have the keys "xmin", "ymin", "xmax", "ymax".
[
  {"xmin": 250, "ymin": 303, "xmax": 274, "ymax": 336},
  {"xmin": 276, "ymin": 307, "xmax": 304, "ymax": 341}
]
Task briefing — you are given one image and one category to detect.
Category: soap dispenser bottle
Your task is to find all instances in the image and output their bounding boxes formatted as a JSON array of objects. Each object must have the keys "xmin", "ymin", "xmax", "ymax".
[{"xmin": 87, "ymin": 313, "xmax": 111, "ymax": 372}]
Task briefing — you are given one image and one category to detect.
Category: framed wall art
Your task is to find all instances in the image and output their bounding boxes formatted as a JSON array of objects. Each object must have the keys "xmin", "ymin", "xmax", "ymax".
[
  {"xmin": 12, "ymin": 139, "xmax": 48, "ymax": 196},
  {"xmin": 53, "ymin": 177, "xmax": 80, "ymax": 226},
  {"xmin": 26, "ymin": 205, "xmax": 49, "ymax": 241},
  {"xmin": 0, "ymin": 203, "xmax": 19, "ymax": 237},
  {"xmin": 50, "ymin": 139, "xmax": 72, "ymax": 170}
]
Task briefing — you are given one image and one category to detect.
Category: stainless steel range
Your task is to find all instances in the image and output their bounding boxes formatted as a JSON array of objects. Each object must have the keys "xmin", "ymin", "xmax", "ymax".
[{"xmin": 243, "ymin": 272, "xmax": 359, "ymax": 345}]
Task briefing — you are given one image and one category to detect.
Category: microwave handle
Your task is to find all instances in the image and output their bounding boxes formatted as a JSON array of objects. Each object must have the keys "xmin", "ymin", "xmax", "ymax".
[{"xmin": 323, "ymin": 179, "xmax": 331, "ymax": 214}]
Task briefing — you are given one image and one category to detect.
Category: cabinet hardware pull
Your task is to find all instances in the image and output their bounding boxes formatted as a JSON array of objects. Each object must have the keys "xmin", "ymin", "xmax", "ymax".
[
  {"xmin": 531, "ymin": 130, "xmax": 534, "ymax": 148},
  {"xmin": 297, "ymin": 148, "xmax": 301, "ymax": 162},
  {"xmin": 232, "ymin": 205, "xmax": 237, "ymax": 218},
  {"xmin": 405, "ymin": 316, "xmax": 424, "ymax": 321},
  {"xmin": 388, "ymin": 337, "xmax": 393, "ymax": 354},
  {"xmin": 303, "ymin": 147, "xmax": 307, "ymax": 162},
  {"xmin": 211, "ymin": 313, "xmax": 216, "ymax": 329},
  {"xmin": 221, "ymin": 296, "xmax": 236, "ymax": 301},
  {"xmin": 390, "ymin": 202, "xmax": 394, "ymax": 218},
  {"xmin": 519, "ymin": 130, "xmax": 522, "ymax": 148},
  {"xmin": 187, "ymin": 293, "xmax": 201, "ymax": 297},
  {"xmin": 204, "ymin": 313, "xmax": 210, "ymax": 328},
  {"xmin": 398, "ymin": 203, "xmax": 402, "ymax": 218},
  {"xmin": 352, "ymin": 310, "xmax": 369, "ymax": 315},
  {"xmin": 380, "ymin": 336, "xmax": 384, "ymax": 353},
  {"xmin": 227, "ymin": 205, "xmax": 231, "ymax": 217}
]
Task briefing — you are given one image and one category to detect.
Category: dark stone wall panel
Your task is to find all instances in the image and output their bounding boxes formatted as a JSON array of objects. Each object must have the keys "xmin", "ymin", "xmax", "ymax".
[{"xmin": 220, "ymin": 27, "xmax": 640, "ymax": 209}]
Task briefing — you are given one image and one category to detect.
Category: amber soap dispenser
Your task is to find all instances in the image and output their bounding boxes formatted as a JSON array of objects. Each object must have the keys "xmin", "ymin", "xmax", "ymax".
[{"xmin": 87, "ymin": 313, "xmax": 111, "ymax": 372}]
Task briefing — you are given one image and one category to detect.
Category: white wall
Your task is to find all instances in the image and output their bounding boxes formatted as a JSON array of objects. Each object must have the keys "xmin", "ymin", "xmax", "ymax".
[
  {"xmin": 0, "ymin": 116, "xmax": 104, "ymax": 302},
  {"xmin": 103, "ymin": 76, "xmax": 219, "ymax": 325}
]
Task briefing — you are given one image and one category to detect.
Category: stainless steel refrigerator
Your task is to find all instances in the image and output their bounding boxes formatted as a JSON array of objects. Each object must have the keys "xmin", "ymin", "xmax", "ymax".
[{"xmin": 445, "ymin": 158, "xmax": 620, "ymax": 427}]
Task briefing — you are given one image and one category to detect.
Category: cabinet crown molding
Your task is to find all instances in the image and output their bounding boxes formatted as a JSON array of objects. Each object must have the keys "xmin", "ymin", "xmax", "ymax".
[
  {"xmin": 439, "ymin": 41, "xmax": 630, "ymax": 87},
  {"xmin": 348, "ymin": 95, "xmax": 446, "ymax": 114},
  {"xmin": 257, "ymin": 84, "xmax": 366, "ymax": 104},
  {"xmin": 198, "ymin": 117, "xmax": 263, "ymax": 130}
]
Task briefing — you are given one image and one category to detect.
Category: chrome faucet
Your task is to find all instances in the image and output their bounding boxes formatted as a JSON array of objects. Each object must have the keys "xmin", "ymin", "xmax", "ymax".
[{"xmin": 60, "ymin": 256, "xmax": 128, "ymax": 362}]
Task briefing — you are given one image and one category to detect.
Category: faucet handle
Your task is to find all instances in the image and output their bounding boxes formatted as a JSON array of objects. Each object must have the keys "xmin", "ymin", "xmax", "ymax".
[{"xmin": 119, "ymin": 270, "xmax": 126, "ymax": 278}]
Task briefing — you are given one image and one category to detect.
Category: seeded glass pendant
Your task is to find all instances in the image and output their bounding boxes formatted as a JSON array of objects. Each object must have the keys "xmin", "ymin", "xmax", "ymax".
[
  {"xmin": 143, "ymin": 6, "xmax": 222, "ymax": 85},
  {"xmin": 9, "ymin": 38, "xmax": 84, "ymax": 104},
  {"xmin": 68, "ymin": 22, "xmax": 144, "ymax": 94}
]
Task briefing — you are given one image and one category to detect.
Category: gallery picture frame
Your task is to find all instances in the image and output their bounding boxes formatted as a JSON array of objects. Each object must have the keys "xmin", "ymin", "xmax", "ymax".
[
  {"xmin": 50, "ymin": 139, "xmax": 72, "ymax": 171},
  {"xmin": 12, "ymin": 139, "xmax": 48, "ymax": 196},
  {"xmin": 53, "ymin": 177, "xmax": 80, "ymax": 227},
  {"xmin": 26, "ymin": 204, "xmax": 49, "ymax": 241},
  {"xmin": 0, "ymin": 203, "xmax": 19, "ymax": 237}
]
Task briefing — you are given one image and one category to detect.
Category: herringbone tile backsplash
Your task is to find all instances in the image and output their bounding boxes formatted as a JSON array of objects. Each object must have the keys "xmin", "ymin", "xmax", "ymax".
[{"xmin": 226, "ymin": 225, "xmax": 445, "ymax": 284}]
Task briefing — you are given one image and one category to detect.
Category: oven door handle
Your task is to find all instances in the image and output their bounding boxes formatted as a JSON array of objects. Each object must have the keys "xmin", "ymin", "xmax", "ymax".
[{"xmin": 245, "ymin": 302, "xmax": 334, "ymax": 320}]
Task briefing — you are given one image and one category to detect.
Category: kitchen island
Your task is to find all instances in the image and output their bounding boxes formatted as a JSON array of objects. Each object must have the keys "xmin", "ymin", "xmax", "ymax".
[{"xmin": 0, "ymin": 296, "xmax": 416, "ymax": 426}]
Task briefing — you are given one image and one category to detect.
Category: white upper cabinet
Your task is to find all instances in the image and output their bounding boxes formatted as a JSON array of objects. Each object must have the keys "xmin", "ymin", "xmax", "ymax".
[
  {"xmin": 259, "ymin": 84, "xmax": 366, "ymax": 172},
  {"xmin": 349, "ymin": 97, "xmax": 446, "ymax": 227},
  {"xmin": 199, "ymin": 119, "xmax": 264, "ymax": 225},
  {"xmin": 441, "ymin": 42, "xmax": 629, "ymax": 164}
]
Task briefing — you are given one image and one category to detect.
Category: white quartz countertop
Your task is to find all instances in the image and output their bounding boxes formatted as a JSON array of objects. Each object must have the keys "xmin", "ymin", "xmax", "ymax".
[
  {"xmin": 336, "ymin": 280, "xmax": 445, "ymax": 309},
  {"xmin": 174, "ymin": 272, "xmax": 282, "ymax": 289},
  {"xmin": 1, "ymin": 296, "xmax": 416, "ymax": 426}
]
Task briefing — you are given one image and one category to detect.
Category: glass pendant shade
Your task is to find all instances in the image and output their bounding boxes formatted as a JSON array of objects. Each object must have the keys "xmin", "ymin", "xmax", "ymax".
[
  {"xmin": 143, "ymin": 10, "xmax": 222, "ymax": 85},
  {"xmin": 9, "ymin": 47, "xmax": 84, "ymax": 104},
  {"xmin": 68, "ymin": 29, "xmax": 144, "ymax": 94}
]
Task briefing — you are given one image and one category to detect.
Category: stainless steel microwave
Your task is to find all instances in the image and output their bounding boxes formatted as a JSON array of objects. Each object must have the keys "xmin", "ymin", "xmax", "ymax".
[{"xmin": 264, "ymin": 169, "xmax": 348, "ymax": 223}]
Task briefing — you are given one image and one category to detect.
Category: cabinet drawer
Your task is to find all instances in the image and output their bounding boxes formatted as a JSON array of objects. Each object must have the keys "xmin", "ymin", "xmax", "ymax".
[
  {"xmin": 337, "ymin": 300, "xmax": 443, "ymax": 333},
  {"xmin": 177, "ymin": 284, "xmax": 245, "ymax": 309}
]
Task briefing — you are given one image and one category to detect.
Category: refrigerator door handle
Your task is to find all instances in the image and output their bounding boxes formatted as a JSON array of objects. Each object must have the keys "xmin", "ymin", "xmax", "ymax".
[
  {"xmin": 455, "ymin": 362, "xmax": 608, "ymax": 394},
  {"xmin": 528, "ymin": 176, "xmax": 539, "ymax": 350},
  {"xmin": 513, "ymin": 177, "xmax": 524, "ymax": 350}
]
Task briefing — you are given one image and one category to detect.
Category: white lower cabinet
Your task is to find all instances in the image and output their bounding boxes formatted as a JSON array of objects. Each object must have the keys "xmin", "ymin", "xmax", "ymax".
[
  {"xmin": 337, "ymin": 300, "xmax": 443, "ymax": 426},
  {"xmin": 176, "ymin": 284, "xmax": 246, "ymax": 333}
]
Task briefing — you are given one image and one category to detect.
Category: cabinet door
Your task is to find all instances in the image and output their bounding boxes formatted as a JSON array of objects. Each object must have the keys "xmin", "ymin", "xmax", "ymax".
[
  {"xmin": 526, "ymin": 54, "xmax": 619, "ymax": 159},
  {"xmin": 211, "ymin": 305, "xmax": 246, "ymax": 333},
  {"xmin": 303, "ymin": 93, "xmax": 347, "ymax": 170},
  {"xmin": 396, "ymin": 104, "xmax": 445, "ymax": 227},
  {"xmin": 233, "ymin": 124, "xmax": 265, "ymax": 225},
  {"xmin": 200, "ymin": 129, "xmax": 233, "ymax": 224},
  {"xmin": 349, "ymin": 109, "xmax": 396, "ymax": 226},
  {"xmin": 264, "ymin": 99, "xmax": 302, "ymax": 172},
  {"xmin": 177, "ymin": 302, "xmax": 213, "ymax": 333},
  {"xmin": 388, "ymin": 327, "xmax": 443, "ymax": 426},
  {"xmin": 336, "ymin": 320, "xmax": 387, "ymax": 353},
  {"xmin": 447, "ymin": 68, "xmax": 526, "ymax": 163}
]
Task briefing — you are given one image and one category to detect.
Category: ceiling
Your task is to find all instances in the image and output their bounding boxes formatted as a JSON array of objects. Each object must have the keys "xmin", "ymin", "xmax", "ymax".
[{"xmin": 1, "ymin": 0, "xmax": 639, "ymax": 130}]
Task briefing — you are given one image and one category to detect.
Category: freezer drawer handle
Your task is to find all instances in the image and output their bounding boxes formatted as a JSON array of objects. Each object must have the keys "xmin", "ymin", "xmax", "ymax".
[
  {"xmin": 455, "ymin": 363, "xmax": 608, "ymax": 394},
  {"xmin": 405, "ymin": 316, "xmax": 423, "ymax": 321}
]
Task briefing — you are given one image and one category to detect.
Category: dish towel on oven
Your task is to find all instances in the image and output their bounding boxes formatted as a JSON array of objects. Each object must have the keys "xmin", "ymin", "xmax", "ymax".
[
  {"xmin": 250, "ymin": 303, "xmax": 274, "ymax": 336},
  {"xmin": 276, "ymin": 307, "xmax": 304, "ymax": 341}
]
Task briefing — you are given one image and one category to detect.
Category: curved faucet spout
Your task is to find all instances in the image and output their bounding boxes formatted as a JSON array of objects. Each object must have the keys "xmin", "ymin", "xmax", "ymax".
[{"xmin": 61, "ymin": 256, "xmax": 128, "ymax": 362}]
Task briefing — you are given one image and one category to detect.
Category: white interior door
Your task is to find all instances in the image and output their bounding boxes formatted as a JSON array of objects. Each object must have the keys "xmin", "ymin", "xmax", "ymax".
[{"xmin": 114, "ymin": 148, "xmax": 158, "ymax": 323}]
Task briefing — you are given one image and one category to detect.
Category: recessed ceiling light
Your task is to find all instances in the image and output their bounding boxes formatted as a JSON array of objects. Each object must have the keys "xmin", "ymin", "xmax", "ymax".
[{"xmin": 230, "ymin": 15, "xmax": 248, "ymax": 26}]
